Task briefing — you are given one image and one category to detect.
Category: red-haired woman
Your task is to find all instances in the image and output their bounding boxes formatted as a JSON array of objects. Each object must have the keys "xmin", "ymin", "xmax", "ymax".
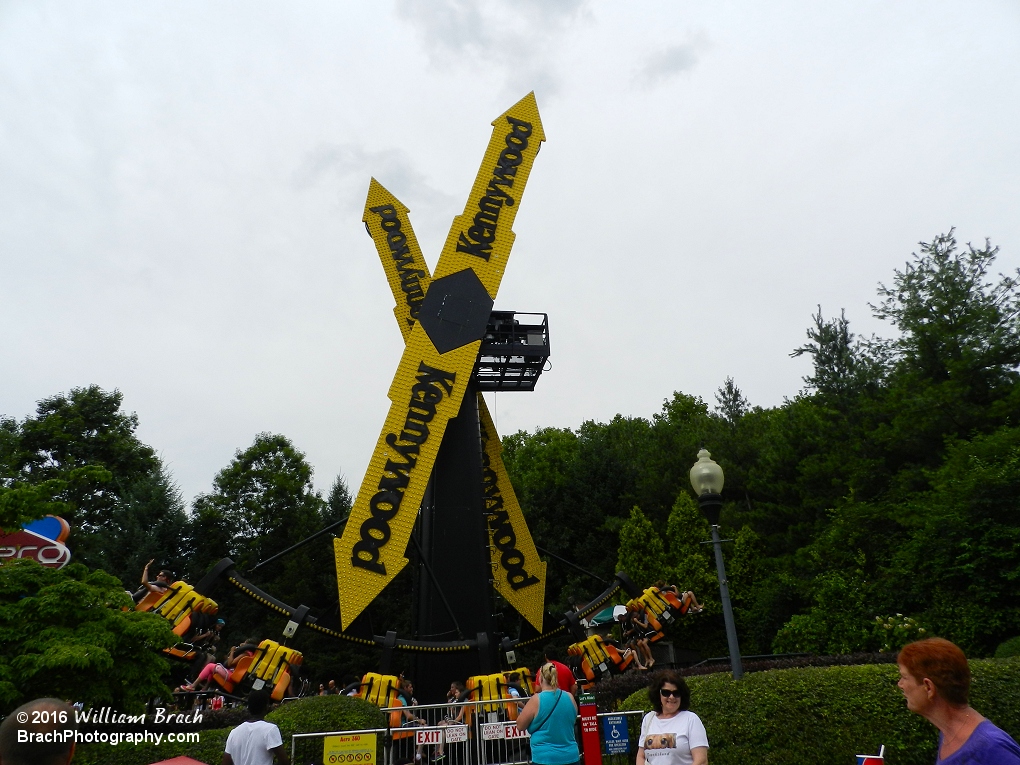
[{"xmin": 897, "ymin": 637, "xmax": 1020, "ymax": 763}]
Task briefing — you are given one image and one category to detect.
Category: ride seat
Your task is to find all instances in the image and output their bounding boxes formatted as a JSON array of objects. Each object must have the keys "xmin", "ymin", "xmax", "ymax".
[
  {"xmin": 637, "ymin": 586, "xmax": 696, "ymax": 623},
  {"xmin": 476, "ymin": 673, "xmax": 518, "ymax": 721},
  {"xmin": 162, "ymin": 595, "xmax": 219, "ymax": 660},
  {"xmin": 248, "ymin": 639, "xmax": 303, "ymax": 701},
  {"xmin": 357, "ymin": 672, "xmax": 401, "ymax": 707},
  {"xmin": 136, "ymin": 580, "xmax": 220, "ymax": 662},
  {"xmin": 465, "ymin": 673, "xmax": 514, "ymax": 725},
  {"xmin": 659, "ymin": 589, "xmax": 695, "ymax": 615},
  {"xmin": 356, "ymin": 673, "xmax": 413, "ymax": 739},
  {"xmin": 644, "ymin": 610, "xmax": 666, "ymax": 643},
  {"xmin": 625, "ymin": 598, "xmax": 667, "ymax": 643},
  {"xmin": 505, "ymin": 667, "xmax": 535, "ymax": 696},
  {"xmin": 568, "ymin": 635, "xmax": 632, "ymax": 682},
  {"xmin": 135, "ymin": 580, "xmax": 188, "ymax": 614},
  {"xmin": 211, "ymin": 654, "xmax": 255, "ymax": 695},
  {"xmin": 209, "ymin": 640, "xmax": 301, "ymax": 702}
]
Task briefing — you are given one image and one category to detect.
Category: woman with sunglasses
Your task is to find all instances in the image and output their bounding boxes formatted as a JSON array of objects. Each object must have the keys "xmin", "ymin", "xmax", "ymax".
[{"xmin": 637, "ymin": 672, "xmax": 708, "ymax": 765}]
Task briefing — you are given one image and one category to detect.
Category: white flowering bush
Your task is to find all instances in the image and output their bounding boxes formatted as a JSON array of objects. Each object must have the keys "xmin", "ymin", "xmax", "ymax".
[{"xmin": 873, "ymin": 613, "xmax": 927, "ymax": 652}]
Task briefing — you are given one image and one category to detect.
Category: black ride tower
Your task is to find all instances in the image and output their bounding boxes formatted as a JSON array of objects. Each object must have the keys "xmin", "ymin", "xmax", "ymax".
[{"xmin": 411, "ymin": 311, "xmax": 549, "ymax": 702}]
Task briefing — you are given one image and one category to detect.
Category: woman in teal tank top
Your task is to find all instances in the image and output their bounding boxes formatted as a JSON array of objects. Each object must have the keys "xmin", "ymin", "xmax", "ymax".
[{"xmin": 517, "ymin": 662, "xmax": 580, "ymax": 765}]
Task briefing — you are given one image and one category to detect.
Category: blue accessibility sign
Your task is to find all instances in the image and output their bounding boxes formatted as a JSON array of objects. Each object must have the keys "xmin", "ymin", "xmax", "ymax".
[{"xmin": 602, "ymin": 715, "xmax": 629, "ymax": 755}]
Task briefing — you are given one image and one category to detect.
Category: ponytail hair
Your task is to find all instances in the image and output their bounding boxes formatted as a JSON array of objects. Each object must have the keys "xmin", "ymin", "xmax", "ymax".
[{"xmin": 539, "ymin": 662, "xmax": 559, "ymax": 690}]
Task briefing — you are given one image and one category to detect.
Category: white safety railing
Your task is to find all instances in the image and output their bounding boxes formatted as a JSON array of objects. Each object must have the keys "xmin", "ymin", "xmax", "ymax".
[
  {"xmin": 383, "ymin": 699, "xmax": 528, "ymax": 765},
  {"xmin": 289, "ymin": 704, "xmax": 646, "ymax": 765}
]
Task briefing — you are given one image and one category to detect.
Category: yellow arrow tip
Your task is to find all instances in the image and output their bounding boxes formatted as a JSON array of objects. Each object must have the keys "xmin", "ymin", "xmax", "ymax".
[
  {"xmin": 364, "ymin": 177, "xmax": 411, "ymax": 219},
  {"xmin": 492, "ymin": 91, "xmax": 545, "ymax": 142}
]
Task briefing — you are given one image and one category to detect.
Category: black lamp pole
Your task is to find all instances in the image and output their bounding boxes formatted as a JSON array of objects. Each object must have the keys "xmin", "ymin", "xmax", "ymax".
[{"xmin": 690, "ymin": 449, "xmax": 744, "ymax": 681}]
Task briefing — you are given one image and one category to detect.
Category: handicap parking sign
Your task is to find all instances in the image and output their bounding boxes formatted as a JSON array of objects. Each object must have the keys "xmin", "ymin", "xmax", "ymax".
[{"xmin": 603, "ymin": 715, "xmax": 629, "ymax": 755}]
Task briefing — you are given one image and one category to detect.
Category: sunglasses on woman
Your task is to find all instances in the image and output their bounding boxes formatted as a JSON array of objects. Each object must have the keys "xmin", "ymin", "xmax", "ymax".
[{"xmin": 659, "ymin": 688, "xmax": 681, "ymax": 698}]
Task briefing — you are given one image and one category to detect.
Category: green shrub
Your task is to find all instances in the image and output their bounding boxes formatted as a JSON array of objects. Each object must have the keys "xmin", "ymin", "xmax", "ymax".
[
  {"xmin": 73, "ymin": 728, "xmax": 228, "ymax": 765},
  {"xmin": 995, "ymin": 636, "xmax": 1020, "ymax": 658},
  {"xmin": 275, "ymin": 695, "xmax": 389, "ymax": 765},
  {"xmin": 620, "ymin": 658, "xmax": 1020, "ymax": 765},
  {"xmin": 73, "ymin": 695, "xmax": 386, "ymax": 765},
  {"xmin": 266, "ymin": 693, "xmax": 386, "ymax": 738}
]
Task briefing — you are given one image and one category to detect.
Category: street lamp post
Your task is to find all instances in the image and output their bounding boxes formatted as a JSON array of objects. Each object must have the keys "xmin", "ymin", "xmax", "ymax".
[{"xmin": 689, "ymin": 448, "xmax": 744, "ymax": 680}]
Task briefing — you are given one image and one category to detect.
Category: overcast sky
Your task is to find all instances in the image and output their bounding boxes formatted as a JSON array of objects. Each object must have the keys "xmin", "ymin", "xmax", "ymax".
[{"xmin": 2, "ymin": 1, "xmax": 1018, "ymax": 506}]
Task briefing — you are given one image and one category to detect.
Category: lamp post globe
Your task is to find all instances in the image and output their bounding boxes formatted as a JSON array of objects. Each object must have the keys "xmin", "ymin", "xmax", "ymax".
[
  {"xmin": 690, "ymin": 448, "xmax": 725, "ymax": 495},
  {"xmin": 690, "ymin": 448, "xmax": 743, "ymax": 680}
]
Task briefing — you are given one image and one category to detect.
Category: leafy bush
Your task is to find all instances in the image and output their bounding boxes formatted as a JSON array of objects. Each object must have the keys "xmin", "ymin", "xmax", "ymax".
[
  {"xmin": 872, "ymin": 614, "xmax": 929, "ymax": 653},
  {"xmin": 74, "ymin": 729, "xmax": 229, "ymax": 765},
  {"xmin": 74, "ymin": 695, "xmax": 386, "ymax": 765},
  {"xmin": 0, "ymin": 559, "xmax": 177, "ymax": 715},
  {"xmin": 195, "ymin": 704, "xmax": 250, "ymax": 730},
  {"xmin": 593, "ymin": 671, "xmax": 663, "ymax": 712},
  {"xmin": 619, "ymin": 658, "xmax": 1020, "ymax": 765},
  {"xmin": 995, "ymin": 636, "xmax": 1020, "ymax": 658},
  {"xmin": 266, "ymin": 693, "xmax": 386, "ymax": 738}
]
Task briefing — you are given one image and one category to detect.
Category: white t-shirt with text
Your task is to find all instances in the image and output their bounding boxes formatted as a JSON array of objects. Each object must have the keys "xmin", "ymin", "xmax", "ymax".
[
  {"xmin": 225, "ymin": 719, "xmax": 284, "ymax": 765},
  {"xmin": 639, "ymin": 710, "xmax": 709, "ymax": 765}
]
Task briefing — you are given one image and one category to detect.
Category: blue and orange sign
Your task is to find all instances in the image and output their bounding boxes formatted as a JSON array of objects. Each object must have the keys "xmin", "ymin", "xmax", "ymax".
[{"xmin": 0, "ymin": 515, "xmax": 71, "ymax": 568}]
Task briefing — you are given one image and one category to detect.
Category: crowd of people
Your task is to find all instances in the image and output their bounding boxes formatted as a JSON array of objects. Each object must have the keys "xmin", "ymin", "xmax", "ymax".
[
  {"xmin": 107, "ymin": 561, "xmax": 1018, "ymax": 765},
  {"xmin": 0, "ymin": 637, "xmax": 1017, "ymax": 765}
]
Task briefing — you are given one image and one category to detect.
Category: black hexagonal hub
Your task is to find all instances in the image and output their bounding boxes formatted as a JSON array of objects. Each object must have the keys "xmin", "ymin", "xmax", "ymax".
[{"xmin": 418, "ymin": 268, "xmax": 495, "ymax": 355}]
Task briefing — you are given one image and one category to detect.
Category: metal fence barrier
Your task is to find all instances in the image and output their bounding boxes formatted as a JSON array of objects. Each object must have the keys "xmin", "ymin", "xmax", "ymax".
[{"xmin": 289, "ymin": 703, "xmax": 646, "ymax": 765}]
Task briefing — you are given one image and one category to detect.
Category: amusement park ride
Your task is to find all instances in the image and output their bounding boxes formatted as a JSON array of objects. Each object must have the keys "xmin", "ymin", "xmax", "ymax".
[{"xmin": 137, "ymin": 93, "xmax": 701, "ymax": 705}]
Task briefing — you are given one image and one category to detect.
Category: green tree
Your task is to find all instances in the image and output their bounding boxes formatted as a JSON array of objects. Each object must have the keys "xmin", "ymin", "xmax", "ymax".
[
  {"xmin": 772, "ymin": 554, "xmax": 875, "ymax": 655},
  {"xmin": 503, "ymin": 426, "xmax": 588, "ymax": 612},
  {"xmin": 791, "ymin": 307, "xmax": 884, "ymax": 405},
  {"xmin": 645, "ymin": 394, "xmax": 717, "ymax": 521},
  {"xmin": 188, "ymin": 433, "xmax": 328, "ymax": 604},
  {"xmin": 326, "ymin": 473, "xmax": 353, "ymax": 524},
  {"xmin": 498, "ymin": 231, "xmax": 1020, "ymax": 657},
  {"xmin": 0, "ymin": 387, "xmax": 185, "ymax": 583},
  {"xmin": 887, "ymin": 425, "xmax": 1020, "ymax": 654},
  {"xmin": 659, "ymin": 493, "xmax": 724, "ymax": 655},
  {"xmin": 727, "ymin": 524, "xmax": 785, "ymax": 654},
  {"xmin": 0, "ymin": 559, "xmax": 176, "ymax": 715},
  {"xmin": 664, "ymin": 493, "xmax": 715, "ymax": 599},
  {"xmin": 616, "ymin": 506, "xmax": 668, "ymax": 587},
  {"xmin": 872, "ymin": 231, "xmax": 1020, "ymax": 485},
  {"xmin": 714, "ymin": 377, "xmax": 749, "ymax": 425}
]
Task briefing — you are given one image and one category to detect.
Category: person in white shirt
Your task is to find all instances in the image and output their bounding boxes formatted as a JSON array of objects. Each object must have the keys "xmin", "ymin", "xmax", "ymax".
[
  {"xmin": 636, "ymin": 672, "xmax": 708, "ymax": 765},
  {"xmin": 222, "ymin": 689, "xmax": 289, "ymax": 765}
]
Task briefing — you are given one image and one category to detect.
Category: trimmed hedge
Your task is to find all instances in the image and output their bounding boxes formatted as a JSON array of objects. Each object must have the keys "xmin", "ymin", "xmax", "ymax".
[
  {"xmin": 267, "ymin": 694, "xmax": 386, "ymax": 739},
  {"xmin": 73, "ymin": 728, "xmax": 228, "ymax": 765},
  {"xmin": 73, "ymin": 694, "xmax": 386, "ymax": 765},
  {"xmin": 996, "ymin": 636, "xmax": 1020, "ymax": 658},
  {"xmin": 592, "ymin": 652, "xmax": 899, "ymax": 710},
  {"xmin": 620, "ymin": 658, "xmax": 1020, "ymax": 765}
]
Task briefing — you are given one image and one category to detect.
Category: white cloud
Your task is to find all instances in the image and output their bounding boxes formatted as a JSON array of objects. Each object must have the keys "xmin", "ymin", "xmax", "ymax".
[
  {"xmin": 636, "ymin": 33, "xmax": 709, "ymax": 88},
  {"xmin": 294, "ymin": 144, "xmax": 454, "ymax": 213},
  {"xmin": 393, "ymin": 0, "xmax": 592, "ymax": 96}
]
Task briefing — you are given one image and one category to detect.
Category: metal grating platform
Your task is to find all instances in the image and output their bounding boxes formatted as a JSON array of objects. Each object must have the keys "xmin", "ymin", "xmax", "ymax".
[{"xmin": 472, "ymin": 311, "xmax": 549, "ymax": 392}]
